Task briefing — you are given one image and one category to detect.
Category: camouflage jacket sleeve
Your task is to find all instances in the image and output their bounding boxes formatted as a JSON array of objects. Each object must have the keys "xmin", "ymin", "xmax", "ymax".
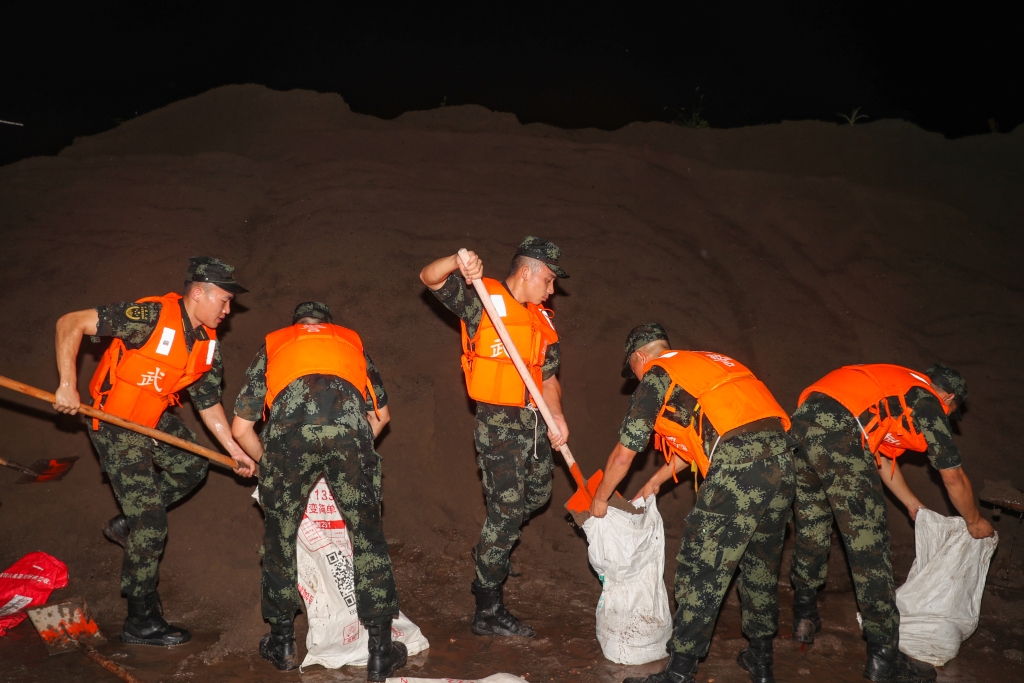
[
  {"xmin": 364, "ymin": 353, "xmax": 389, "ymax": 410},
  {"xmin": 94, "ymin": 301, "xmax": 161, "ymax": 349},
  {"xmin": 429, "ymin": 273, "xmax": 484, "ymax": 338},
  {"xmin": 911, "ymin": 391, "xmax": 963, "ymax": 469},
  {"xmin": 233, "ymin": 344, "xmax": 269, "ymax": 421},
  {"xmin": 185, "ymin": 342, "xmax": 224, "ymax": 411},
  {"xmin": 618, "ymin": 366, "xmax": 696, "ymax": 451},
  {"xmin": 541, "ymin": 342, "xmax": 560, "ymax": 380}
]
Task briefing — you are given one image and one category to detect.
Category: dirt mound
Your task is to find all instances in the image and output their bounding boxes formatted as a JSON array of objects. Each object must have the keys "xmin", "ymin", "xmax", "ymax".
[{"xmin": 1, "ymin": 85, "xmax": 1022, "ymax": 679}]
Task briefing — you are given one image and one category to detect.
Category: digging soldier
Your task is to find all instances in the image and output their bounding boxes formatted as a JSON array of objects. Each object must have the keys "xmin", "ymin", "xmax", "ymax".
[
  {"xmin": 419, "ymin": 237, "xmax": 570, "ymax": 638},
  {"xmin": 789, "ymin": 363, "xmax": 994, "ymax": 683},
  {"xmin": 230, "ymin": 302, "xmax": 405, "ymax": 681},
  {"xmin": 590, "ymin": 324, "xmax": 795, "ymax": 683},
  {"xmin": 53, "ymin": 256, "xmax": 257, "ymax": 646}
]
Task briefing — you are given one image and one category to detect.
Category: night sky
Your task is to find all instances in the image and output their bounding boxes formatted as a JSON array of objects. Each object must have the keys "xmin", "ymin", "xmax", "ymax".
[{"xmin": 1, "ymin": 3, "xmax": 1018, "ymax": 166}]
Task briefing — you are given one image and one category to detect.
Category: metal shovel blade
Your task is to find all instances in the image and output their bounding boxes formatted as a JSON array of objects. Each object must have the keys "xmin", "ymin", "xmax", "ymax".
[
  {"xmin": 565, "ymin": 468, "xmax": 642, "ymax": 527},
  {"xmin": 26, "ymin": 596, "xmax": 106, "ymax": 655},
  {"xmin": 17, "ymin": 457, "xmax": 79, "ymax": 484}
]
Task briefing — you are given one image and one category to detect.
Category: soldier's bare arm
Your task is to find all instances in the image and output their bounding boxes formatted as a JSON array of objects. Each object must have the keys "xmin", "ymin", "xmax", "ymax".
[
  {"xmin": 590, "ymin": 442, "xmax": 639, "ymax": 518},
  {"xmin": 54, "ymin": 308, "xmax": 99, "ymax": 414},
  {"xmin": 200, "ymin": 404, "xmax": 257, "ymax": 476},
  {"xmin": 541, "ymin": 375, "xmax": 568, "ymax": 448},
  {"xmin": 632, "ymin": 455, "xmax": 689, "ymax": 503},
  {"xmin": 231, "ymin": 415, "xmax": 264, "ymax": 464},
  {"xmin": 877, "ymin": 457, "xmax": 926, "ymax": 520},
  {"xmin": 366, "ymin": 405, "xmax": 391, "ymax": 438},
  {"xmin": 419, "ymin": 250, "xmax": 483, "ymax": 289},
  {"xmin": 939, "ymin": 465, "xmax": 995, "ymax": 538}
]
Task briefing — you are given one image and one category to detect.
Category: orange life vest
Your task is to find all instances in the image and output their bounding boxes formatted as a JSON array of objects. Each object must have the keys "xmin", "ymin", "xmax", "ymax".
[
  {"xmin": 798, "ymin": 364, "xmax": 945, "ymax": 464},
  {"xmin": 264, "ymin": 323, "xmax": 377, "ymax": 413},
  {"xmin": 460, "ymin": 277, "xmax": 559, "ymax": 407},
  {"xmin": 89, "ymin": 293, "xmax": 217, "ymax": 429},
  {"xmin": 644, "ymin": 350, "xmax": 791, "ymax": 481}
]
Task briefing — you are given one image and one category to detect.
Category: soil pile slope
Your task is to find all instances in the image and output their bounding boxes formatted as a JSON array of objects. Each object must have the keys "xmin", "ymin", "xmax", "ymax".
[{"xmin": 1, "ymin": 85, "xmax": 1021, "ymax": 679}]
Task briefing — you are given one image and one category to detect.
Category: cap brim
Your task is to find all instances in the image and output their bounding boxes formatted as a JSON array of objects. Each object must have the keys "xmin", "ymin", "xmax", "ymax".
[
  {"xmin": 210, "ymin": 281, "xmax": 248, "ymax": 294},
  {"xmin": 621, "ymin": 357, "xmax": 634, "ymax": 379},
  {"xmin": 544, "ymin": 263, "xmax": 569, "ymax": 279}
]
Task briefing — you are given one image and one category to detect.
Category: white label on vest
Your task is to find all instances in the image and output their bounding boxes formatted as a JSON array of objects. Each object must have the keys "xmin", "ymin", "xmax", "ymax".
[
  {"xmin": 206, "ymin": 340, "xmax": 217, "ymax": 365},
  {"xmin": 660, "ymin": 351, "xmax": 678, "ymax": 358},
  {"xmin": 155, "ymin": 327, "xmax": 176, "ymax": 356},
  {"xmin": 909, "ymin": 372, "xmax": 930, "ymax": 384},
  {"xmin": 490, "ymin": 294, "xmax": 507, "ymax": 318}
]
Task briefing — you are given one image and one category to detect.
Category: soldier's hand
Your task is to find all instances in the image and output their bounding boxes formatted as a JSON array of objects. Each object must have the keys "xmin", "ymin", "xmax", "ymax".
[
  {"xmin": 232, "ymin": 452, "xmax": 258, "ymax": 478},
  {"xmin": 54, "ymin": 384, "xmax": 81, "ymax": 415},
  {"xmin": 589, "ymin": 496, "xmax": 609, "ymax": 519},
  {"xmin": 966, "ymin": 516, "xmax": 995, "ymax": 539},
  {"xmin": 457, "ymin": 250, "xmax": 484, "ymax": 284},
  {"xmin": 631, "ymin": 479, "xmax": 661, "ymax": 504},
  {"xmin": 547, "ymin": 415, "xmax": 569, "ymax": 450}
]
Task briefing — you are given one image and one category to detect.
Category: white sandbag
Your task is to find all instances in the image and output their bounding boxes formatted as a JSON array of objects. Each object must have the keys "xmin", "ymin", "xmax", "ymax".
[
  {"xmin": 582, "ymin": 496, "xmax": 672, "ymax": 665},
  {"xmin": 296, "ymin": 477, "xmax": 429, "ymax": 670},
  {"xmin": 385, "ymin": 676, "xmax": 527, "ymax": 683},
  {"xmin": 895, "ymin": 508, "xmax": 998, "ymax": 666}
]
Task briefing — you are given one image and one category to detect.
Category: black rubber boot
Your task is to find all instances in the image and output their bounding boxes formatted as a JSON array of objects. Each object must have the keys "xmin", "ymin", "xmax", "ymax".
[
  {"xmin": 863, "ymin": 643, "xmax": 937, "ymax": 683},
  {"xmin": 366, "ymin": 619, "xmax": 408, "ymax": 682},
  {"xmin": 259, "ymin": 618, "xmax": 298, "ymax": 671},
  {"xmin": 121, "ymin": 593, "xmax": 191, "ymax": 646},
  {"xmin": 622, "ymin": 652, "xmax": 699, "ymax": 683},
  {"xmin": 470, "ymin": 581, "xmax": 535, "ymax": 637},
  {"xmin": 792, "ymin": 589, "xmax": 822, "ymax": 644},
  {"xmin": 103, "ymin": 514, "xmax": 130, "ymax": 547},
  {"xmin": 737, "ymin": 637, "xmax": 775, "ymax": 683}
]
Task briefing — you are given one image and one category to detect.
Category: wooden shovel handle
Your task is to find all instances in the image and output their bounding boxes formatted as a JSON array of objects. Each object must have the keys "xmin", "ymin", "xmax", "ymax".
[
  {"xmin": 0, "ymin": 374, "xmax": 239, "ymax": 470},
  {"xmin": 457, "ymin": 249, "xmax": 581, "ymax": 475},
  {"xmin": 76, "ymin": 639, "xmax": 146, "ymax": 683}
]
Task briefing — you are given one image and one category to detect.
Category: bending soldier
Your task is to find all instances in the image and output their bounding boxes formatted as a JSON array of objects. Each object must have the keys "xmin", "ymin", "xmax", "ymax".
[
  {"xmin": 789, "ymin": 363, "xmax": 994, "ymax": 683},
  {"xmin": 53, "ymin": 256, "xmax": 256, "ymax": 646},
  {"xmin": 231, "ymin": 302, "xmax": 405, "ymax": 681},
  {"xmin": 590, "ymin": 325, "xmax": 795, "ymax": 683},
  {"xmin": 419, "ymin": 237, "xmax": 570, "ymax": 638}
]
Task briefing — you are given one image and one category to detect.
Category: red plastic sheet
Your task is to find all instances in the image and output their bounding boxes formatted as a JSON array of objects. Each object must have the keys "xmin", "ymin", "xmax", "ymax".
[{"xmin": 0, "ymin": 552, "xmax": 69, "ymax": 636}]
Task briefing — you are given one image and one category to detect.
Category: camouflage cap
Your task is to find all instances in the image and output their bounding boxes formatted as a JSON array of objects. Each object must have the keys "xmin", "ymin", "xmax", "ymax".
[
  {"xmin": 292, "ymin": 301, "xmax": 333, "ymax": 324},
  {"xmin": 622, "ymin": 323, "xmax": 670, "ymax": 378},
  {"xmin": 515, "ymin": 236, "xmax": 569, "ymax": 278},
  {"xmin": 187, "ymin": 256, "xmax": 248, "ymax": 294},
  {"xmin": 925, "ymin": 363, "xmax": 968, "ymax": 420}
]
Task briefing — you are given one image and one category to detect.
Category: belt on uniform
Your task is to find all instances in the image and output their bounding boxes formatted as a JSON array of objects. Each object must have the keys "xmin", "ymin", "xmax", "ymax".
[{"xmin": 719, "ymin": 417, "xmax": 785, "ymax": 444}]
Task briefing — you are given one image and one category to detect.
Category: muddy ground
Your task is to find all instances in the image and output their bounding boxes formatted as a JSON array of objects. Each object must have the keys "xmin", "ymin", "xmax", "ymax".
[{"xmin": 1, "ymin": 86, "xmax": 1022, "ymax": 681}]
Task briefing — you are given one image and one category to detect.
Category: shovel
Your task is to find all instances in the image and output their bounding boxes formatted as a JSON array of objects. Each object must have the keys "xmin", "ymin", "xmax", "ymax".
[
  {"xmin": 0, "ymin": 375, "xmax": 240, "ymax": 471},
  {"xmin": 27, "ymin": 597, "xmax": 145, "ymax": 683},
  {"xmin": 0, "ymin": 455, "xmax": 79, "ymax": 483},
  {"xmin": 458, "ymin": 249, "xmax": 638, "ymax": 525}
]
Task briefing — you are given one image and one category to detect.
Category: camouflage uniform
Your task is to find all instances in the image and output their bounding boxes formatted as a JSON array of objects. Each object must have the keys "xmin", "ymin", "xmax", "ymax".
[
  {"xmin": 88, "ymin": 299, "xmax": 221, "ymax": 597},
  {"xmin": 430, "ymin": 273, "xmax": 559, "ymax": 588},
  {"xmin": 233, "ymin": 342, "xmax": 399, "ymax": 626},
  {"xmin": 789, "ymin": 389, "xmax": 962, "ymax": 647},
  {"xmin": 620, "ymin": 365, "xmax": 796, "ymax": 657}
]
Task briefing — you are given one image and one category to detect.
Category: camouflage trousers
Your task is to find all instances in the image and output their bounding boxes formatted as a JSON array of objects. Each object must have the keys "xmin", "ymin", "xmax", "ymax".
[
  {"xmin": 669, "ymin": 430, "xmax": 795, "ymax": 658},
  {"xmin": 88, "ymin": 413, "xmax": 208, "ymax": 598},
  {"xmin": 789, "ymin": 396, "xmax": 899, "ymax": 646},
  {"xmin": 473, "ymin": 413, "xmax": 554, "ymax": 588},
  {"xmin": 259, "ymin": 424, "xmax": 399, "ymax": 626}
]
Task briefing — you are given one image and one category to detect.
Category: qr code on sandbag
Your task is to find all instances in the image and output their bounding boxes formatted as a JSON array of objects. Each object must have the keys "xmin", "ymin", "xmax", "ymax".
[{"xmin": 326, "ymin": 550, "xmax": 357, "ymax": 608}]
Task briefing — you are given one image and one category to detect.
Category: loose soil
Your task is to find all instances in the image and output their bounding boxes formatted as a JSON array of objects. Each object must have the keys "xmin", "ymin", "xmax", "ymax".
[{"xmin": 1, "ymin": 86, "xmax": 1022, "ymax": 682}]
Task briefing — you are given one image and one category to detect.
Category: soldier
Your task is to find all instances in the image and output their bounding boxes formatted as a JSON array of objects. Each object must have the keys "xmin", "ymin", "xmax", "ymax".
[
  {"xmin": 418, "ymin": 237, "xmax": 570, "ymax": 637},
  {"xmin": 230, "ymin": 302, "xmax": 405, "ymax": 681},
  {"xmin": 53, "ymin": 256, "xmax": 257, "ymax": 646},
  {"xmin": 590, "ymin": 324, "xmax": 795, "ymax": 683},
  {"xmin": 789, "ymin": 363, "xmax": 994, "ymax": 683}
]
